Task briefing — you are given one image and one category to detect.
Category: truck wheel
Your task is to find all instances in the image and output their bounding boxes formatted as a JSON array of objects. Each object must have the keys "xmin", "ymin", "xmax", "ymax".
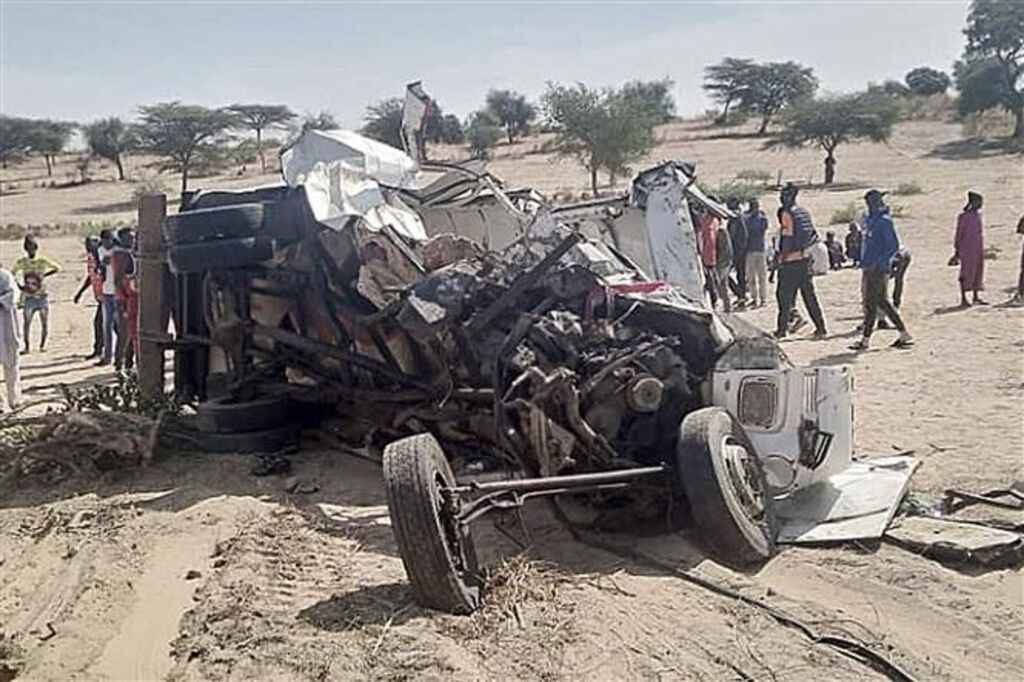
[
  {"xmin": 168, "ymin": 237, "xmax": 274, "ymax": 274},
  {"xmin": 383, "ymin": 433, "xmax": 481, "ymax": 614},
  {"xmin": 196, "ymin": 394, "xmax": 292, "ymax": 434},
  {"xmin": 676, "ymin": 407, "xmax": 776, "ymax": 564}
]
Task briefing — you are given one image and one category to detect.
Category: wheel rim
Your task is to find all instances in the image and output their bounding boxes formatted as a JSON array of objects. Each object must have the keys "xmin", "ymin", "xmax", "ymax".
[{"xmin": 720, "ymin": 436, "xmax": 767, "ymax": 521}]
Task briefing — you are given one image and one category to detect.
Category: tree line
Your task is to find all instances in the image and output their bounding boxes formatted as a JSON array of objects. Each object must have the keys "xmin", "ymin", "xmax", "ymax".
[{"xmin": 0, "ymin": 0, "xmax": 1018, "ymax": 195}]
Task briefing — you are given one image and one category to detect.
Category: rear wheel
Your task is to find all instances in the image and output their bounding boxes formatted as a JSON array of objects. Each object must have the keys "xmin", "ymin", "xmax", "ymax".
[
  {"xmin": 383, "ymin": 433, "xmax": 481, "ymax": 614},
  {"xmin": 676, "ymin": 407, "xmax": 776, "ymax": 564}
]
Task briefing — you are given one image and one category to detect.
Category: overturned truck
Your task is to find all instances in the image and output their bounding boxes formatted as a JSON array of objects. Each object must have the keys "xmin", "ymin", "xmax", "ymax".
[{"xmin": 159, "ymin": 127, "xmax": 915, "ymax": 614}]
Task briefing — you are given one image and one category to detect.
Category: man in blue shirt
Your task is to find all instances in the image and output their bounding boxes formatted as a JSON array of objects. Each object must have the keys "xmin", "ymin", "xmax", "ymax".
[
  {"xmin": 850, "ymin": 190, "xmax": 913, "ymax": 350},
  {"xmin": 744, "ymin": 198, "xmax": 769, "ymax": 307}
]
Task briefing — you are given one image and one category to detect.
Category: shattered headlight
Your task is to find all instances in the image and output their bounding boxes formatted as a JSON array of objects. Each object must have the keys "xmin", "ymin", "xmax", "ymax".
[{"xmin": 738, "ymin": 377, "xmax": 777, "ymax": 429}]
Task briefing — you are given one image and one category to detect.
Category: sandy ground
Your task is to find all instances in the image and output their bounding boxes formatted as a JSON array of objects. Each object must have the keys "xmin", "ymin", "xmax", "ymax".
[{"xmin": 0, "ymin": 119, "xmax": 1022, "ymax": 681}]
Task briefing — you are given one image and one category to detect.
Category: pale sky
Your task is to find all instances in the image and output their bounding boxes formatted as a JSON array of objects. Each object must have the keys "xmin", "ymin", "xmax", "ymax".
[{"xmin": 0, "ymin": 1, "xmax": 970, "ymax": 130}]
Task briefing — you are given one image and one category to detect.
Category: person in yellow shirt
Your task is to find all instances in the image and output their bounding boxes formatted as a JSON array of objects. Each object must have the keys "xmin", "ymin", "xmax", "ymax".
[{"xmin": 11, "ymin": 234, "xmax": 61, "ymax": 353}]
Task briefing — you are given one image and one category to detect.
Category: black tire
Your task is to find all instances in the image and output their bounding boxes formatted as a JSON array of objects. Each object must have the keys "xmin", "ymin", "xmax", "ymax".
[
  {"xmin": 196, "ymin": 394, "xmax": 292, "ymax": 434},
  {"xmin": 195, "ymin": 423, "xmax": 300, "ymax": 454},
  {"xmin": 676, "ymin": 407, "xmax": 776, "ymax": 564},
  {"xmin": 165, "ymin": 203, "xmax": 265, "ymax": 244},
  {"xmin": 166, "ymin": 201, "xmax": 307, "ymax": 245},
  {"xmin": 168, "ymin": 237, "xmax": 274, "ymax": 274},
  {"xmin": 383, "ymin": 433, "xmax": 481, "ymax": 614}
]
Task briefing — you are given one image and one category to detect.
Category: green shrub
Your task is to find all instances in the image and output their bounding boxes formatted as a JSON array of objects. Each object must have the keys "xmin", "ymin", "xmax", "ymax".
[
  {"xmin": 714, "ymin": 181, "xmax": 764, "ymax": 204},
  {"xmin": 829, "ymin": 202, "xmax": 861, "ymax": 225},
  {"xmin": 735, "ymin": 168, "xmax": 772, "ymax": 183},
  {"xmin": 891, "ymin": 182, "xmax": 922, "ymax": 196}
]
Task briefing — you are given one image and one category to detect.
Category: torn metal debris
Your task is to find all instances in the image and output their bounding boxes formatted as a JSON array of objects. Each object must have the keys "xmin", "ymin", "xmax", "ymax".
[{"xmin": 159, "ymin": 85, "xmax": 918, "ymax": 614}]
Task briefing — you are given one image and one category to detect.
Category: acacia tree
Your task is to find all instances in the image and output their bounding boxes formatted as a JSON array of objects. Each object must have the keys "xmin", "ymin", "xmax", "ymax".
[
  {"xmin": 542, "ymin": 82, "xmax": 657, "ymax": 196},
  {"xmin": 135, "ymin": 102, "xmax": 235, "ymax": 192},
  {"xmin": 0, "ymin": 115, "xmax": 33, "ymax": 169},
  {"xmin": 740, "ymin": 61, "xmax": 818, "ymax": 135},
  {"xmin": 361, "ymin": 98, "xmax": 405, "ymax": 148},
  {"xmin": 484, "ymin": 89, "xmax": 536, "ymax": 144},
  {"xmin": 904, "ymin": 67, "xmax": 951, "ymax": 96},
  {"xmin": 465, "ymin": 111, "xmax": 501, "ymax": 159},
  {"xmin": 83, "ymin": 117, "xmax": 134, "ymax": 180},
  {"xmin": 702, "ymin": 58, "xmax": 755, "ymax": 124},
  {"xmin": 28, "ymin": 120, "xmax": 76, "ymax": 176},
  {"xmin": 301, "ymin": 110, "xmax": 339, "ymax": 133},
  {"xmin": 776, "ymin": 93, "xmax": 900, "ymax": 184},
  {"xmin": 228, "ymin": 104, "xmax": 295, "ymax": 173},
  {"xmin": 620, "ymin": 79, "xmax": 676, "ymax": 123},
  {"xmin": 956, "ymin": 0, "xmax": 1024, "ymax": 138}
]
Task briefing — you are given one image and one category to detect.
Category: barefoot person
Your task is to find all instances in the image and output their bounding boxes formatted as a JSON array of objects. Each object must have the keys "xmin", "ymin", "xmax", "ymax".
[
  {"xmin": 850, "ymin": 190, "xmax": 912, "ymax": 351},
  {"xmin": 0, "ymin": 262, "xmax": 22, "ymax": 411},
  {"xmin": 951, "ymin": 191, "xmax": 986, "ymax": 307},
  {"xmin": 11, "ymin": 235, "xmax": 61, "ymax": 354},
  {"xmin": 73, "ymin": 235, "xmax": 105, "ymax": 360}
]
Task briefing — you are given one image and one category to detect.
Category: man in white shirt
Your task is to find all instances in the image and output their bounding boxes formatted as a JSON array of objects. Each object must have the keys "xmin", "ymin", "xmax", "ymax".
[{"xmin": 95, "ymin": 229, "xmax": 119, "ymax": 366}]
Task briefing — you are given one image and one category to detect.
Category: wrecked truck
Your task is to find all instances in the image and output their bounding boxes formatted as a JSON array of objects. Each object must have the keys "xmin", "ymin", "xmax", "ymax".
[{"xmin": 159, "ymin": 127, "xmax": 915, "ymax": 615}]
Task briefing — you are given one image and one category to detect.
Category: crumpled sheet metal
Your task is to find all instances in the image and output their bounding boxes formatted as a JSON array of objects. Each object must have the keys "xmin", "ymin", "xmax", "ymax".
[{"xmin": 281, "ymin": 129, "xmax": 426, "ymax": 240}]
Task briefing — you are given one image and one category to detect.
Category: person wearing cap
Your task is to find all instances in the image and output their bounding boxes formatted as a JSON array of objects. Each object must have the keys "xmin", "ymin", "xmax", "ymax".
[
  {"xmin": 850, "ymin": 190, "xmax": 913, "ymax": 351},
  {"xmin": 951, "ymin": 191, "xmax": 986, "ymax": 306},
  {"xmin": 10, "ymin": 234, "xmax": 61, "ymax": 354},
  {"xmin": 774, "ymin": 183, "xmax": 827, "ymax": 339}
]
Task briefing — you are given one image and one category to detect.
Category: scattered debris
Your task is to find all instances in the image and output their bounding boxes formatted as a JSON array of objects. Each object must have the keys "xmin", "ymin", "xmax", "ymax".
[
  {"xmin": 885, "ymin": 516, "xmax": 1024, "ymax": 569},
  {"xmin": 185, "ymin": 570, "xmax": 202, "ymax": 581}
]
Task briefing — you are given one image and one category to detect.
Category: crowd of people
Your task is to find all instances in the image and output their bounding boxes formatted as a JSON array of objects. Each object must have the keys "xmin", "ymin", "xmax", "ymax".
[
  {"xmin": 0, "ymin": 228, "xmax": 138, "ymax": 411},
  {"xmin": 692, "ymin": 183, "xmax": 1013, "ymax": 352}
]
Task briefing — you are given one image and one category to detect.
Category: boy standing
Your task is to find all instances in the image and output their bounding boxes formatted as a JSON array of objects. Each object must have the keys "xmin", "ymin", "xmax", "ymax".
[{"xmin": 11, "ymin": 235, "xmax": 61, "ymax": 353}]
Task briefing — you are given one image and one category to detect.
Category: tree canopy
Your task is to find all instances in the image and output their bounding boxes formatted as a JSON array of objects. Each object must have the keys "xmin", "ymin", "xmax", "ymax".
[
  {"xmin": 776, "ymin": 92, "xmax": 900, "ymax": 184},
  {"xmin": 957, "ymin": 0, "xmax": 1024, "ymax": 137},
  {"xmin": 0, "ymin": 115, "xmax": 34, "ymax": 169},
  {"xmin": 135, "ymin": 102, "xmax": 235, "ymax": 192},
  {"xmin": 228, "ymin": 104, "xmax": 295, "ymax": 172},
  {"xmin": 465, "ymin": 111, "xmax": 501, "ymax": 159},
  {"xmin": 702, "ymin": 58, "xmax": 756, "ymax": 124},
  {"xmin": 83, "ymin": 117, "xmax": 134, "ymax": 180},
  {"xmin": 541, "ymin": 82, "xmax": 657, "ymax": 196},
  {"xmin": 484, "ymin": 90, "xmax": 536, "ymax": 144},
  {"xmin": 620, "ymin": 79, "xmax": 676, "ymax": 124},
  {"xmin": 904, "ymin": 67, "xmax": 951, "ymax": 96},
  {"xmin": 301, "ymin": 111, "xmax": 339, "ymax": 134},
  {"xmin": 361, "ymin": 99, "xmax": 404, "ymax": 148},
  {"xmin": 740, "ymin": 62, "xmax": 818, "ymax": 135}
]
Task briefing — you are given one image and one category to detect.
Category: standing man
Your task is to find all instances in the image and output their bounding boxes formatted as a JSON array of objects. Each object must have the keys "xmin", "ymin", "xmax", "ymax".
[
  {"xmin": 715, "ymin": 217, "xmax": 734, "ymax": 313},
  {"xmin": 725, "ymin": 197, "xmax": 748, "ymax": 307},
  {"xmin": 774, "ymin": 183, "xmax": 827, "ymax": 339},
  {"xmin": 1011, "ymin": 215, "xmax": 1024, "ymax": 306},
  {"xmin": 850, "ymin": 190, "xmax": 913, "ymax": 351},
  {"xmin": 113, "ymin": 228, "xmax": 139, "ymax": 372},
  {"xmin": 696, "ymin": 205, "xmax": 727, "ymax": 309},
  {"xmin": 951, "ymin": 191, "xmax": 986, "ymax": 307},
  {"xmin": 73, "ymin": 235, "xmax": 105, "ymax": 360},
  {"xmin": 95, "ymin": 229, "xmax": 120, "ymax": 367},
  {"xmin": 744, "ymin": 198, "xmax": 769, "ymax": 308},
  {"xmin": 0, "ymin": 261, "xmax": 21, "ymax": 411},
  {"xmin": 845, "ymin": 223, "xmax": 863, "ymax": 267},
  {"xmin": 11, "ymin": 235, "xmax": 61, "ymax": 354}
]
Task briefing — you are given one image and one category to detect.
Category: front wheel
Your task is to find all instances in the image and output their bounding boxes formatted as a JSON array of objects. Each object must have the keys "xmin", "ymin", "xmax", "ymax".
[
  {"xmin": 383, "ymin": 433, "xmax": 481, "ymax": 614},
  {"xmin": 676, "ymin": 407, "xmax": 776, "ymax": 564}
]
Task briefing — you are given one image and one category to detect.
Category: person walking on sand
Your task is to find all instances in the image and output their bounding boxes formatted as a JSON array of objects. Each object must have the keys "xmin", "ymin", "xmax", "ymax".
[
  {"xmin": 11, "ymin": 234, "xmax": 61, "ymax": 354},
  {"xmin": 744, "ymin": 198, "xmax": 769, "ymax": 308},
  {"xmin": 0, "ymin": 263, "xmax": 22, "ymax": 411},
  {"xmin": 774, "ymin": 183, "xmax": 827, "ymax": 339},
  {"xmin": 951, "ymin": 191, "xmax": 986, "ymax": 307},
  {"xmin": 73, "ymin": 235, "xmax": 105, "ymax": 360},
  {"xmin": 850, "ymin": 190, "xmax": 913, "ymax": 351}
]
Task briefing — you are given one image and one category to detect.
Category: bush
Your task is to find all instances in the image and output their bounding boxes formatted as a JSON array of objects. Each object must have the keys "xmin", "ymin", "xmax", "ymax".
[
  {"xmin": 714, "ymin": 181, "xmax": 764, "ymax": 204},
  {"xmin": 891, "ymin": 182, "xmax": 923, "ymax": 196},
  {"xmin": 734, "ymin": 169, "xmax": 772, "ymax": 184},
  {"xmin": 830, "ymin": 202, "xmax": 861, "ymax": 225}
]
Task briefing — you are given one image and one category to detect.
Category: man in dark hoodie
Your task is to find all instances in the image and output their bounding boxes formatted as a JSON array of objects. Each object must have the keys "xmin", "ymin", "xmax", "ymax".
[
  {"xmin": 850, "ymin": 190, "xmax": 913, "ymax": 351},
  {"xmin": 774, "ymin": 183, "xmax": 827, "ymax": 339}
]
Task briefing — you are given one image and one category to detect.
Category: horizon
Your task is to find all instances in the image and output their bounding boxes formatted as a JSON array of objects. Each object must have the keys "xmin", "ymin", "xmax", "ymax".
[{"xmin": 1, "ymin": 1, "xmax": 970, "ymax": 131}]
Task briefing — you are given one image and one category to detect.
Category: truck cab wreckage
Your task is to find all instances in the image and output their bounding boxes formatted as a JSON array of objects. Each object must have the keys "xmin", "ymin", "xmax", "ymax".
[{"xmin": 149, "ymin": 94, "xmax": 917, "ymax": 615}]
